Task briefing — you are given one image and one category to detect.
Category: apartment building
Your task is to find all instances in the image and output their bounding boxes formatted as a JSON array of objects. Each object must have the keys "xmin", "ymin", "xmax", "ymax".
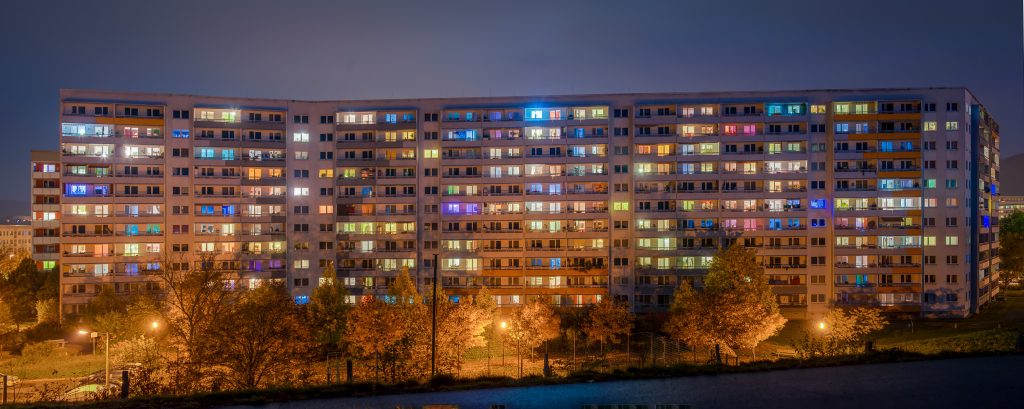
[
  {"xmin": 31, "ymin": 150, "xmax": 61, "ymax": 273},
  {"xmin": 998, "ymin": 195, "xmax": 1024, "ymax": 218},
  {"xmin": 54, "ymin": 87, "xmax": 999, "ymax": 319}
]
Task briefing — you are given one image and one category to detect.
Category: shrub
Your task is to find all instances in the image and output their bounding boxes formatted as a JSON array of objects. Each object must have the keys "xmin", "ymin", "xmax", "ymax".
[{"xmin": 21, "ymin": 341, "xmax": 59, "ymax": 361}]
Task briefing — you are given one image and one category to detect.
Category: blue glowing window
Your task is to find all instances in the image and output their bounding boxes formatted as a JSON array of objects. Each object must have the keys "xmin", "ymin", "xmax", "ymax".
[
  {"xmin": 221, "ymin": 150, "xmax": 235, "ymax": 160},
  {"xmin": 768, "ymin": 219, "xmax": 782, "ymax": 230},
  {"xmin": 575, "ymin": 128, "xmax": 584, "ymax": 137},
  {"xmin": 125, "ymin": 225, "xmax": 139, "ymax": 236},
  {"xmin": 448, "ymin": 295, "xmax": 461, "ymax": 304},
  {"xmin": 810, "ymin": 199, "xmax": 826, "ymax": 209},
  {"xmin": 124, "ymin": 264, "xmax": 138, "ymax": 275},
  {"xmin": 835, "ymin": 123, "xmax": 849, "ymax": 134},
  {"xmin": 700, "ymin": 219, "xmax": 713, "ymax": 228},
  {"xmin": 294, "ymin": 296, "xmax": 309, "ymax": 305},
  {"xmin": 526, "ymin": 109, "xmax": 545, "ymax": 120},
  {"xmin": 199, "ymin": 148, "xmax": 214, "ymax": 158},
  {"xmin": 172, "ymin": 129, "xmax": 190, "ymax": 138},
  {"xmin": 94, "ymin": 185, "xmax": 109, "ymax": 195},
  {"xmin": 384, "ymin": 113, "xmax": 397, "ymax": 124},
  {"xmin": 811, "ymin": 218, "xmax": 826, "ymax": 227},
  {"xmin": 66, "ymin": 184, "xmax": 88, "ymax": 196},
  {"xmin": 222, "ymin": 205, "xmax": 236, "ymax": 216},
  {"xmin": 200, "ymin": 205, "xmax": 215, "ymax": 215},
  {"xmin": 983, "ymin": 215, "xmax": 991, "ymax": 228}
]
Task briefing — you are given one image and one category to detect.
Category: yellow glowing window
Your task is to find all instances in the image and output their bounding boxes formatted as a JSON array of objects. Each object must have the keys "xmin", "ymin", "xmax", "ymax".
[
  {"xmin": 424, "ymin": 149, "xmax": 438, "ymax": 159},
  {"xmin": 613, "ymin": 202, "xmax": 629, "ymax": 211}
]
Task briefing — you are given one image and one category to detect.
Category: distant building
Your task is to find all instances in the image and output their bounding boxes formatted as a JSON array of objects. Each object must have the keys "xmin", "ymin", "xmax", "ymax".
[
  {"xmin": 0, "ymin": 223, "xmax": 32, "ymax": 256},
  {"xmin": 998, "ymin": 196, "xmax": 1024, "ymax": 218}
]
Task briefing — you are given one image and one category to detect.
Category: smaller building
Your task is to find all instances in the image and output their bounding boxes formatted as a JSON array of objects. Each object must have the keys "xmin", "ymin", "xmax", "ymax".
[
  {"xmin": 999, "ymin": 196, "xmax": 1024, "ymax": 218},
  {"xmin": 0, "ymin": 223, "xmax": 32, "ymax": 256}
]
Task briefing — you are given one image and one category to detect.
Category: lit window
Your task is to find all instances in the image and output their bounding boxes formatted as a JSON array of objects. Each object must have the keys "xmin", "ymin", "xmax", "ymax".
[
  {"xmin": 923, "ymin": 121, "xmax": 937, "ymax": 131},
  {"xmin": 293, "ymin": 187, "xmax": 309, "ymax": 196},
  {"xmin": 945, "ymin": 121, "xmax": 959, "ymax": 131},
  {"xmin": 424, "ymin": 149, "xmax": 439, "ymax": 159},
  {"xmin": 293, "ymin": 132, "xmax": 309, "ymax": 142}
]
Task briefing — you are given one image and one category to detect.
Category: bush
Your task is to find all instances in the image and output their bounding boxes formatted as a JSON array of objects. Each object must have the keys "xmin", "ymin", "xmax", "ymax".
[{"xmin": 21, "ymin": 341, "xmax": 59, "ymax": 361}]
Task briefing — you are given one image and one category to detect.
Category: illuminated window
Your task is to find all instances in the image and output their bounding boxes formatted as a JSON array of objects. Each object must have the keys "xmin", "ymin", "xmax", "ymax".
[
  {"xmin": 810, "ymin": 104, "xmax": 826, "ymax": 114},
  {"xmin": 293, "ymin": 187, "xmax": 309, "ymax": 196},
  {"xmin": 833, "ymin": 103, "xmax": 850, "ymax": 114},
  {"xmin": 923, "ymin": 121, "xmax": 937, "ymax": 131},
  {"xmin": 293, "ymin": 132, "xmax": 309, "ymax": 142},
  {"xmin": 613, "ymin": 202, "xmax": 629, "ymax": 211},
  {"xmin": 424, "ymin": 149, "xmax": 439, "ymax": 159},
  {"xmin": 945, "ymin": 121, "xmax": 959, "ymax": 131}
]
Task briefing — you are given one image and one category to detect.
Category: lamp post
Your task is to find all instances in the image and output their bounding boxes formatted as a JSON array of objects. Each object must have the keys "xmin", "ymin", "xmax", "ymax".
[{"xmin": 78, "ymin": 329, "xmax": 109, "ymax": 391}]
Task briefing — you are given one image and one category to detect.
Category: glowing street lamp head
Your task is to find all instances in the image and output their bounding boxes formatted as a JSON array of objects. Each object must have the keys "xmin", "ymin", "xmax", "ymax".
[
  {"xmin": 151, "ymin": 321, "xmax": 159, "ymax": 330},
  {"xmin": 77, "ymin": 329, "xmax": 89, "ymax": 335},
  {"xmin": 817, "ymin": 321, "xmax": 827, "ymax": 331},
  {"xmin": 500, "ymin": 321, "xmax": 508, "ymax": 329}
]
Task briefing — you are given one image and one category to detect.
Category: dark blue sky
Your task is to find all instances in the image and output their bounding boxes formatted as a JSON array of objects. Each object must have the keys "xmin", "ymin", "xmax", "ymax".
[{"xmin": 1, "ymin": 0, "xmax": 1020, "ymax": 201}]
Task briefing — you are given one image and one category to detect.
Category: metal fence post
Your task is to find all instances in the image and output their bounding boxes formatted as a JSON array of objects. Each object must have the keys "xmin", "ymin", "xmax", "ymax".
[{"xmin": 120, "ymin": 370, "xmax": 129, "ymax": 399}]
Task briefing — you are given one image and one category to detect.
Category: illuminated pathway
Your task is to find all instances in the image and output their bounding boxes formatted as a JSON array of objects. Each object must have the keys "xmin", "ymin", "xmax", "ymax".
[{"xmin": 230, "ymin": 355, "xmax": 1024, "ymax": 409}]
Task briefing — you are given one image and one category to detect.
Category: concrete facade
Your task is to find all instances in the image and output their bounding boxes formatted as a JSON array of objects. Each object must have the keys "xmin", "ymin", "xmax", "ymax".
[{"xmin": 54, "ymin": 87, "xmax": 1000, "ymax": 319}]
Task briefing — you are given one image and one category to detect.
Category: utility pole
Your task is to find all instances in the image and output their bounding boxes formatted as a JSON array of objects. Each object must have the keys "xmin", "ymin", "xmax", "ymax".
[{"xmin": 431, "ymin": 253, "xmax": 438, "ymax": 378}]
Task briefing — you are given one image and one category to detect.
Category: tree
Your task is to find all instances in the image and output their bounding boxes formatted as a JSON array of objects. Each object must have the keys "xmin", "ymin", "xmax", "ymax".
[
  {"xmin": 0, "ymin": 299, "xmax": 14, "ymax": 334},
  {"xmin": 582, "ymin": 298, "xmax": 633, "ymax": 354},
  {"xmin": 346, "ymin": 268, "xmax": 429, "ymax": 383},
  {"xmin": 215, "ymin": 283, "xmax": 310, "ymax": 389},
  {"xmin": 307, "ymin": 266, "xmax": 351, "ymax": 350},
  {"xmin": 663, "ymin": 245, "xmax": 787, "ymax": 359},
  {"xmin": 475, "ymin": 286, "xmax": 502, "ymax": 374},
  {"xmin": 155, "ymin": 256, "xmax": 236, "ymax": 392},
  {"xmin": 998, "ymin": 211, "xmax": 1024, "ymax": 290},
  {"xmin": 795, "ymin": 307, "xmax": 888, "ymax": 357},
  {"xmin": 0, "ymin": 258, "xmax": 47, "ymax": 328},
  {"xmin": 433, "ymin": 289, "xmax": 489, "ymax": 375},
  {"xmin": 0, "ymin": 243, "xmax": 30, "ymax": 278},
  {"xmin": 345, "ymin": 297, "xmax": 404, "ymax": 383},
  {"xmin": 664, "ymin": 281, "xmax": 717, "ymax": 357},
  {"xmin": 504, "ymin": 300, "xmax": 560, "ymax": 377}
]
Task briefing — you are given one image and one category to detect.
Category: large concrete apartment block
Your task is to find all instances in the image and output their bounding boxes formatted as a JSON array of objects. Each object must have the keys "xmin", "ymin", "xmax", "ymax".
[{"xmin": 52, "ymin": 87, "xmax": 999, "ymax": 320}]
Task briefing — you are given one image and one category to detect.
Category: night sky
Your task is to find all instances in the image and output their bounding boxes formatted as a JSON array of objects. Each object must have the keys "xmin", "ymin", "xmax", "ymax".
[{"xmin": 1, "ymin": 0, "xmax": 1020, "ymax": 204}]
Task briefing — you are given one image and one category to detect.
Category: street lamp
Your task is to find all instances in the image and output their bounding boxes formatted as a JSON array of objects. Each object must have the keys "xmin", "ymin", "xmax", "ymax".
[
  {"xmin": 78, "ymin": 329, "xmax": 110, "ymax": 391},
  {"xmin": 817, "ymin": 321, "xmax": 827, "ymax": 331}
]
